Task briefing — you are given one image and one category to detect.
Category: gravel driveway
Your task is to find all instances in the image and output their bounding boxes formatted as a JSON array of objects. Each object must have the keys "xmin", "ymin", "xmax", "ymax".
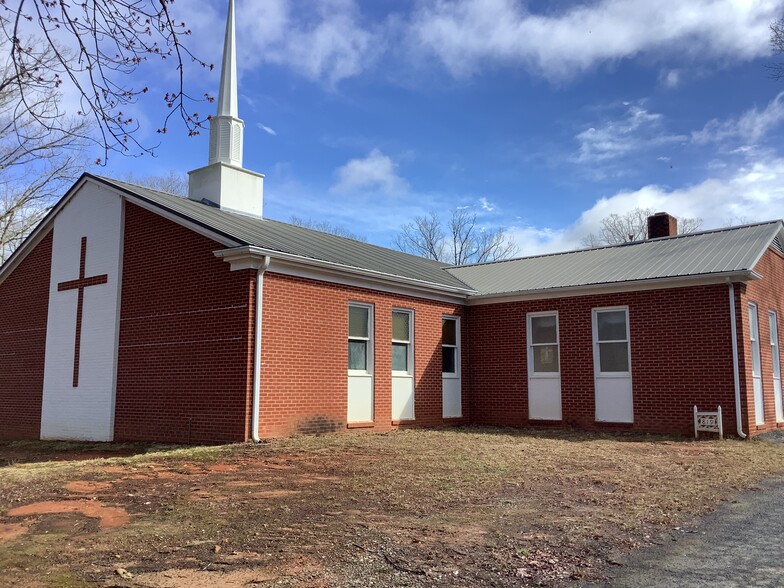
[{"xmin": 603, "ymin": 471, "xmax": 784, "ymax": 587}]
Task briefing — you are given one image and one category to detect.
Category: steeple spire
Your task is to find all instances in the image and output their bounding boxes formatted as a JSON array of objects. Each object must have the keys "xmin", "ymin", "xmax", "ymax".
[
  {"xmin": 209, "ymin": 0, "xmax": 244, "ymax": 167},
  {"xmin": 216, "ymin": 0, "xmax": 238, "ymax": 118},
  {"xmin": 188, "ymin": 0, "xmax": 264, "ymax": 217}
]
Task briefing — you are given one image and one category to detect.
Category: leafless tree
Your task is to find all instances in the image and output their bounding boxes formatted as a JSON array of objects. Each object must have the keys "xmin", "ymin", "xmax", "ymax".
[
  {"xmin": 395, "ymin": 209, "xmax": 519, "ymax": 265},
  {"xmin": 0, "ymin": 43, "xmax": 88, "ymax": 264},
  {"xmin": 769, "ymin": 17, "xmax": 784, "ymax": 80},
  {"xmin": 581, "ymin": 207, "xmax": 703, "ymax": 247},
  {"xmin": 120, "ymin": 170, "xmax": 187, "ymax": 196},
  {"xmin": 2, "ymin": 0, "xmax": 211, "ymax": 163},
  {"xmin": 289, "ymin": 215, "xmax": 366, "ymax": 242}
]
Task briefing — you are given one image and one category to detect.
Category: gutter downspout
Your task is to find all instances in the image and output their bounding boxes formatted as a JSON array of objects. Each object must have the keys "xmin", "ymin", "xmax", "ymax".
[
  {"xmin": 728, "ymin": 280, "xmax": 746, "ymax": 439},
  {"xmin": 251, "ymin": 256, "xmax": 271, "ymax": 442}
]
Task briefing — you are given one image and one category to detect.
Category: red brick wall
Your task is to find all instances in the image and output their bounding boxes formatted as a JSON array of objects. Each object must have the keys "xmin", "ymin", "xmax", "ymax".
[
  {"xmin": 0, "ymin": 232, "xmax": 52, "ymax": 440},
  {"xmin": 114, "ymin": 203, "xmax": 256, "ymax": 444},
  {"xmin": 259, "ymin": 272, "xmax": 466, "ymax": 437},
  {"xmin": 466, "ymin": 284, "xmax": 738, "ymax": 436},
  {"xmin": 739, "ymin": 247, "xmax": 784, "ymax": 435}
]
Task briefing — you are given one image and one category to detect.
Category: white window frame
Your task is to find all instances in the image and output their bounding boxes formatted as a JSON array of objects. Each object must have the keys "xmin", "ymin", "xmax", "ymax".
[
  {"xmin": 392, "ymin": 308, "xmax": 414, "ymax": 376},
  {"xmin": 750, "ymin": 303, "xmax": 762, "ymax": 379},
  {"xmin": 592, "ymin": 306, "xmax": 632, "ymax": 378},
  {"xmin": 442, "ymin": 315, "xmax": 461, "ymax": 379},
  {"xmin": 770, "ymin": 310, "xmax": 782, "ymax": 422},
  {"xmin": 348, "ymin": 302, "xmax": 374, "ymax": 376},
  {"xmin": 771, "ymin": 310, "xmax": 781, "ymax": 379},
  {"xmin": 527, "ymin": 311, "xmax": 560, "ymax": 379}
]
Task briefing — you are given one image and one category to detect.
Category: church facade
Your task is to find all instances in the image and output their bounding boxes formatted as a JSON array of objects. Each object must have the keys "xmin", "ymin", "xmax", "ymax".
[{"xmin": 1, "ymin": 1, "xmax": 783, "ymax": 443}]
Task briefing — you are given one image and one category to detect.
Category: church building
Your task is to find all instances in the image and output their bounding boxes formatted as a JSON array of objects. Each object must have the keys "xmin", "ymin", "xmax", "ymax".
[{"xmin": 1, "ymin": 1, "xmax": 783, "ymax": 443}]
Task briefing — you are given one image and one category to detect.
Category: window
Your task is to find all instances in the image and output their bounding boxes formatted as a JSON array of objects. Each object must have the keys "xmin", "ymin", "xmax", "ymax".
[
  {"xmin": 392, "ymin": 310, "xmax": 413, "ymax": 374},
  {"xmin": 750, "ymin": 304, "xmax": 761, "ymax": 378},
  {"xmin": 528, "ymin": 312, "xmax": 559, "ymax": 374},
  {"xmin": 594, "ymin": 308, "xmax": 630, "ymax": 374},
  {"xmin": 771, "ymin": 311, "xmax": 781, "ymax": 379},
  {"xmin": 442, "ymin": 316, "xmax": 459, "ymax": 376},
  {"xmin": 348, "ymin": 303, "xmax": 372, "ymax": 372}
]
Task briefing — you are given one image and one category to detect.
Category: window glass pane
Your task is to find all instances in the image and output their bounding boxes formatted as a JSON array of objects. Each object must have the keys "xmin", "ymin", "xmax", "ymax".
[
  {"xmin": 392, "ymin": 312, "xmax": 410, "ymax": 342},
  {"xmin": 533, "ymin": 344, "xmax": 559, "ymax": 372},
  {"xmin": 442, "ymin": 346, "xmax": 456, "ymax": 374},
  {"xmin": 392, "ymin": 342, "xmax": 408, "ymax": 371},
  {"xmin": 597, "ymin": 310, "xmax": 627, "ymax": 341},
  {"xmin": 349, "ymin": 306, "xmax": 369, "ymax": 338},
  {"xmin": 531, "ymin": 315, "xmax": 557, "ymax": 344},
  {"xmin": 442, "ymin": 318, "xmax": 456, "ymax": 346},
  {"xmin": 599, "ymin": 342, "xmax": 629, "ymax": 372},
  {"xmin": 348, "ymin": 340, "xmax": 367, "ymax": 370}
]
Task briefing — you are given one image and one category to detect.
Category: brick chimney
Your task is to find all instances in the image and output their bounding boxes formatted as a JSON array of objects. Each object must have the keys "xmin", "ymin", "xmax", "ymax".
[{"xmin": 647, "ymin": 212, "xmax": 678, "ymax": 239}]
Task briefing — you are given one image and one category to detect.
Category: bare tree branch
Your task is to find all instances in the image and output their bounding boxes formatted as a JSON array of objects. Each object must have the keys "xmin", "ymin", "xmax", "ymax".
[
  {"xmin": 289, "ymin": 215, "xmax": 367, "ymax": 242},
  {"xmin": 0, "ymin": 39, "xmax": 88, "ymax": 263},
  {"xmin": 120, "ymin": 170, "xmax": 187, "ymax": 196},
  {"xmin": 768, "ymin": 18, "xmax": 784, "ymax": 81},
  {"xmin": 395, "ymin": 209, "xmax": 518, "ymax": 265},
  {"xmin": 1, "ymin": 0, "xmax": 213, "ymax": 162},
  {"xmin": 580, "ymin": 207, "xmax": 703, "ymax": 247}
]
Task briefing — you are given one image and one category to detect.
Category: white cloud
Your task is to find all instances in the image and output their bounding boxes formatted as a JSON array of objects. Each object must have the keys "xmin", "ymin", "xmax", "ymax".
[
  {"xmin": 479, "ymin": 197, "xmax": 495, "ymax": 212},
  {"xmin": 575, "ymin": 103, "xmax": 686, "ymax": 164},
  {"xmin": 237, "ymin": 0, "xmax": 380, "ymax": 86},
  {"xmin": 508, "ymin": 154, "xmax": 784, "ymax": 256},
  {"xmin": 257, "ymin": 123, "xmax": 277, "ymax": 136},
  {"xmin": 331, "ymin": 148, "xmax": 409, "ymax": 195},
  {"xmin": 408, "ymin": 0, "xmax": 778, "ymax": 80},
  {"xmin": 693, "ymin": 92, "xmax": 784, "ymax": 146},
  {"xmin": 660, "ymin": 68, "xmax": 681, "ymax": 88}
]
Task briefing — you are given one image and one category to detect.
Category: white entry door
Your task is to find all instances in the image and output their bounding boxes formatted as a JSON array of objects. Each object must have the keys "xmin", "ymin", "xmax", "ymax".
[
  {"xmin": 527, "ymin": 312, "xmax": 561, "ymax": 420},
  {"xmin": 391, "ymin": 310, "xmax": 415, "ymax": 421},
  {"xmin": 593, "ymin": 307, "xmax": 633, "ymax": 423},
  {"xmin": 749, "ymin": 304, "xmax": 764, "ymax": 425},
  {"xmin": 348, "ymin": 303, "xmax": 374, "ymax": 423},
  {"xmin": 770, "ymin": 311, "xmax": 782, "ymax": 422},
  {"xmin": 442, "ymin": 316, "xmax": 461, "ymax": 418}
]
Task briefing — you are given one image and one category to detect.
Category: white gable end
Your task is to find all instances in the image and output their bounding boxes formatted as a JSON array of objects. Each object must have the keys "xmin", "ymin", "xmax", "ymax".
[{"xmin": 40, "ymin": 182, "xmax": 124, "ymax": 441}]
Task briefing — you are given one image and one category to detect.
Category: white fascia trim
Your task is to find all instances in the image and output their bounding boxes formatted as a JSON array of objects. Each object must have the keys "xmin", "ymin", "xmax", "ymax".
[
  {"xmin": 746, "ymin": 222, "xmax": 784, "ymax": 272},
  {"xmin": 213, "ymin": 246, "xmax": 473, "ymax": 304},
  {"xmin": 466, "ymin": 271, "xmax": 758, "ymax": 306}
]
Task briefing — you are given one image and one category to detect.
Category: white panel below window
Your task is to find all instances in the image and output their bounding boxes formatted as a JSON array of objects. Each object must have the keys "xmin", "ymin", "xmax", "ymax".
[
  {"xmin": 529, "ymin": 378, "xmax": 562, "ymax": 420},
  {"xmin": 392, "ymin": 376, "xmax": 414, "ymax": 420},
  {"xmin": 595, "ymin": 377, "xmax": 633, "ymax": 423},
  {"xmin": 753, "ymin": 379, "xmax": 765, "ymax": 425},
  {"xmin": 442, "ymin": 378, "xmax": 461, "ymax": 418},
  {"xmin": 347, "ymin": 375, "xmax": 373, "ymax": 423}
]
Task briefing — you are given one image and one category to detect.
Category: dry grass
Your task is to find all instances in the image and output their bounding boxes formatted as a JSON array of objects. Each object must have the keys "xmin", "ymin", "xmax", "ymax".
[{"xmin": 1, "ymin": 428, "xmax": 784, "ymax": 587}]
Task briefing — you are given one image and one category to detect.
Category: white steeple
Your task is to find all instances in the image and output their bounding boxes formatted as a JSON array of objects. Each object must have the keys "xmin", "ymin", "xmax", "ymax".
[
  {"xmin": 188, "ymin": 0, "xmax": 264, "ymax": 217},
  {"xmin": 209, "ymin": 0, "xmax": 243, "ymax": 166}
]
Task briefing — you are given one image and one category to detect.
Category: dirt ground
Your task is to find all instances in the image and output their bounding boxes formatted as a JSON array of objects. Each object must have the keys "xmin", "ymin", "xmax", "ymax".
[{"xmin": 2, "ymin": 427, "xmax": 784, "ymax": 587}]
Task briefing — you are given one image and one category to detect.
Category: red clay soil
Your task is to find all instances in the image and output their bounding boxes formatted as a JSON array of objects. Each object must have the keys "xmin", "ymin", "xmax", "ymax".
[
  {"xmin": 64, "ymin": 480, "xmax": 113, "ymax": 493},
  {"xmin": 7, "ymin": 500, "xmax": 130, "ymax": 529},
  {"xmin": 0, "ymin": 522, "xmax": 27, "ymax": 543}
]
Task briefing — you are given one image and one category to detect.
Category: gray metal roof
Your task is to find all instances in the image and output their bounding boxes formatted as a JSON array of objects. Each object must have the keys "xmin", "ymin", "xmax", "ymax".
[
  {"xmin": 95, "ymin": 175, "xmax": 473, "ymax": 292},
  {"xmin": 90, "ymin": 175, "xmax": 782, "ymax": 300},
  {"xmin": 447, "ymin": 221, "xmax": 783, "ymax": 296}
]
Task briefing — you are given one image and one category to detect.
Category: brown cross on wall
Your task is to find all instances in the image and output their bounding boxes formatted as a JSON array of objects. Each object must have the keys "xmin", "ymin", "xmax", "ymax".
[{"xmin": 57, "ymin": 236, "xmax": 108, "ymax": 388}]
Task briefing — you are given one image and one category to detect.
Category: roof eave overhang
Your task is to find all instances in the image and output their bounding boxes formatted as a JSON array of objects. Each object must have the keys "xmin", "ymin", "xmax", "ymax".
[
  {"xmin": 214, "ymin": 245, "xmax": 476, "ymax": 303},
  {"xmin": 466, "ymin": 270, "xmax": 758, "ymax": 306}
]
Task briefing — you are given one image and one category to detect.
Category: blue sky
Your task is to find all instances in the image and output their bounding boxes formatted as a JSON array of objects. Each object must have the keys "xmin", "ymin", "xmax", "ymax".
[{"xmin": 102, "ymin": 0, "xmax": 784, "ymax": 255}]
